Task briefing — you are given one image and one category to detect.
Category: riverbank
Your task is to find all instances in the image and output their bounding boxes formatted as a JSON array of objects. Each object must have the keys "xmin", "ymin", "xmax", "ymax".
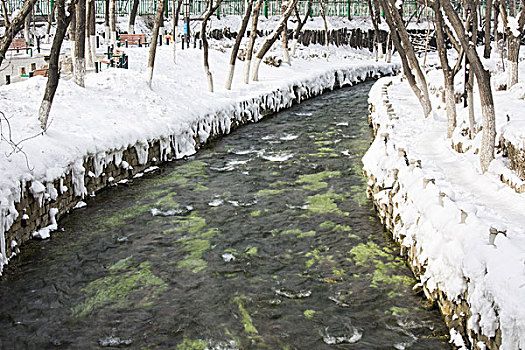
[
  {"xmin": 0, "ymin": 43, "xmax": 398, "ymax": 274},
  {"xmin": 363, "ymin": 73, "xmax": 525, "ymax": 349}
]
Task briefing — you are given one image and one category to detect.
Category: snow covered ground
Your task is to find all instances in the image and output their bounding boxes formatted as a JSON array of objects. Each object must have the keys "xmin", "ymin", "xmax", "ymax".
[
  {"xmin": 0, "ymin": 31, "xmax": 397, "ymax": 274},
  {"xmin": 363, "ymin": 49, "xmax": 525, "ymax": 348}
]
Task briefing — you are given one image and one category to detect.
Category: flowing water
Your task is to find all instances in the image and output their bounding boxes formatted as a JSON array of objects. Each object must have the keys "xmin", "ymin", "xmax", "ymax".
[{"xmin": 0, "ymin": 82, "xmax": 449, "ymax": 349}]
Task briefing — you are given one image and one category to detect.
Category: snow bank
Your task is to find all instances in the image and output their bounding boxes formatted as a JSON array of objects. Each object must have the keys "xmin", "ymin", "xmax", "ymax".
[{"xmin": 364, "ymin": 76, "xmax": 525, "ymax": 349}]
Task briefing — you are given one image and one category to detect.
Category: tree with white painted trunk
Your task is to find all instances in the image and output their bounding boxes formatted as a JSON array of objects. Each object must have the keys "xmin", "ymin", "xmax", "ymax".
[
  {"xmin": 39, "ymin": 0, "xmax": 76, "ymax": 130},
  {"xmin": 225, "ymin": 0, "xmax": 253, "ymax": 90},
  {"xmin": 129, "ymin": 0, "xmax": 140, "ymax": 33},
  {"xmin": 367, "ymin": 0, "xmax": 381, "ymax": 61},
  {"xmin": 201, "ymin": 0, "xmax": 223, "ymax": 92},
  {"xmin": 441, "ymin": 0, "xmax": 496, "ymax": 173},
  {"xmin": 74, "ymin": 0, "xmax": 86, "ymax": 87},
  {"xmin": 146, "ymin": 0, "xmax": 167, "ymax": 88},
  {"xmin": 290, "ymin": 0, "xmax": 312, "ymax": 57},
  {"xmin": 280, "ymin": 1, "xmax": 291, "ymax": 65},
  {"xmin": 86, "ymin": 0, "xmax": 96, "ymax": 69},
  {"xmin": 252, "ymin": 0, "xmax": 299, "ymax": 82},
  {"xmin": 318, "ymin": 0, "xmax": 329, "ymax": 56},
  {"xmin": 243, "ymin": 0, "xmax": 263, "ymax": 84},
  {"xmin": 379, "ymin": 0, "xmax": 431, "ymax": 117},
  {"xmin": 499, "ymin": 0, "xmax": 525, "ymax": 89},
  {"xmin": 0, "ymin": 0, "xmax": 38, "ymax": 67}
]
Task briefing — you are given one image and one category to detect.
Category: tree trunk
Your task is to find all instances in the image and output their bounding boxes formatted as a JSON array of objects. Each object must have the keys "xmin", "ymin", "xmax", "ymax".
[
  {"xmin": 225, "ymin": 0, "xmax": 253, "ymax": 90},
  {"xmin": 290, "ymin": 0, "xmax": 311, "ymax": 57},
  {"xmin": 368, "ymin": 0, "xmax": 381, "ymax": 61},
  {"xmin": 1, "ymin": 0, "xmax": 9, "ymax": 27},
  {"xmin": 379, "ymin": 0, "xmax": 431, "ymax": 117},
  {"xmin": 243, "ymin": 0, "xmax": 263, "ymax": 83},
  {"xmin": 0, "ymin": 0, "xmax": 39, "ymax": 67},
  {"xmin": 466, "ymin": 0, "xmax": 479, "ymax": 133},
  {"xmin": 74, "ymin": 0, "xmax": 86, "ymax": 87},
  {"xmin": 173, "ymin": 0, "xmax": 182, "ymax": 63},
  {"xmin": 24, "ymin": 10, "xmax": 31, "ymax": 45},
  {"xmin": 493, "ymin": 0, "xmax": 500, "ymax": 54},
  {"xmin": 69, "ymin": 6, "xmax": 76, "ymax": 73},
  {"xmin": 484, "ymin": 0, "xmax": 492, "ymax": 58},
  {"xmin": 281, "ymin": 1, "xmax": 291, "ymax": 64},
  {"xmin": 129, "ymin": 0, "xmax": 140, "ymax": 33},
  {"xmin": 500, "ymin": 0, "xmax": 525, "ymax": 88},
  {"xmin": 105, "ymin": 0, "xmax": 110, "ymax": 43},
  {"xmin": 146, "ymin": 0, "xmax": 167, "ymax": 88},
  {"xmin": 39, "ymin": 0, "xmax": 73, "ymax": 130},
  {"xmin": 433, "ymin": 2, "xmax": 457, "ymax": 138},
  {"xmin": 252, "ymin": 0, "xmax": 299, "ymax": 81},
  {"xmin": 441, "ymin": 0, "xmax": 496, "ymax": 172},
  {"xmin": 45, "ymin": 0, "xmax": 56, "ymax": 43},
  {"xmin": 86, "ymin": 0, "xmax": 96, "ymax": 68},
  {"xmin": 110, "ymin": 0, "xmax": 117, "ymax": 47},
  {"xmin": 202, "ymin": 0, "xmax": 223, "ymax": 92}
]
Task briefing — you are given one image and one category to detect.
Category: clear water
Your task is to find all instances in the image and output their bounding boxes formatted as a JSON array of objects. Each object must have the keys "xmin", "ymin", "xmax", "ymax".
[{"xmin": 0, "ymin": 82, "xmax": 449, "ymax": 349}]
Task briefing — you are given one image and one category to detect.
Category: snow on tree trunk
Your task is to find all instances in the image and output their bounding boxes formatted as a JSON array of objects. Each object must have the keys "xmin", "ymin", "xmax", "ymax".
[
  {"xmin": 243, "ymin": 0, "xmax": 263, "ymax": 84},
  {"xmin": 146, "ymin": 0, "xmax": 167, "ymax": 88},
  {"xmin": 252, "ymin": 0, "xmax": 299, "ymax": 82},
  {"xmin": 39, "ymin": 0, "xmax": 72, "ymax": 130},
  {"xmin": 74, "ymin": 0, "xmax": 86, "ymax": 87},
  {"xmin": 129, "ymin": 0, "xmax": 140, "ymax": 33},
  {"xmin": 225, "ymin": 0, "xmax": 253, "ymax": 90},
  {"xmin": 445, "ymin": 80, "xmax": 456, "ymax": 138},
  {"xmin": 386, "ymin": 34, "xmax": 392, "ymax": 63}
]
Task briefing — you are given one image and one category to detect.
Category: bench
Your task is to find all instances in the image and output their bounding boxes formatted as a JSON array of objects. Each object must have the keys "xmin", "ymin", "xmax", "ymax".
[
  {"xmin": 100, "ymin": 49, "xmax": 128, "ymax": 69},
  {"xmin": 7, "ymin": 38, "xmax": 32, "ymax": 55},
  {"xmin": 32, "ymin": 68, "xmax": 48, "ymax": 77},
  {"xmin": 119, "ymin": 34, "xmax": 149, "ymax": 47}
]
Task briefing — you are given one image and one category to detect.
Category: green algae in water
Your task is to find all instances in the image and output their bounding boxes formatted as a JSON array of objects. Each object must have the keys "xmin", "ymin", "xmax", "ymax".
[
  {"xmin": 72, "ymin": 260, "xmax": 167, "ymax": 317},
  {"xmin": 306, "ymin": 190, "xmax": 346, "ymax": 215},
  {"xmin": 149, "ymin": 160, "xmax": 208, "ymax": 189},
  {"xmin": 303, "ymin": 309, "xmax": 316, "ymax": 319},
  {"xmin": 305, "ymin": 248, "xmax": 335, "ymax": 268},
  {"xmin": 176, "ymin": 238, "xmax": 211, "ymax": 273},
  {"xmin": 175, "ymin": 338, "xmax": 208, "ymax": 350},
  {"xmin": 250, "ymin": 210, "xmax": 261, "ymax": 217},
  {"xmin": 256, "ymin": 188, "xmax": 286, "ymax": 197},
  {"xmin": 104, "ymin": 201, "xmax": 150, "ymax": 227},
  {"xmin": 296, "ymin": 170, "xmax": 341, "ymax": 191},
  {"xmin": 232, "ymin": 296, "xmax": 258, "ymax": 335},
  {"xmin": 318, "ymin": 221, "xmax": 352, "ymax": 233},
  {"xmin": 245, "ymin": 246, "xmax": 258, "ymax": 256},
  {"xmin": 164, "ymin": 212, "xmax": 209, "ymax": 236}
]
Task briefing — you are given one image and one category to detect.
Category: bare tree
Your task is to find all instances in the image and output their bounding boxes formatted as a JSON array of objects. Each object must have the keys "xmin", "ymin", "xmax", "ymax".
[
  {"xmin": 0, "ymin": 0, "xmax": 39, "ymax": 66},
  {"xmin": 69, "ymin": 3, "xmax": 76, "ymax": 73},
  {"xmin": 104, "ymin": 0, "xmax": 110, "ymax": 43},
  {"xmin": 86, "ymin": 0, "xmax": 96, "ymax": 68},
  {"xmin": 172, "ymin": 0, "xmax": 183, "ymax": 63},
  {"xmin": 39, "ymin": 0, "xmax": 75, "ymax": 130},
  {"xmin": 290, "ymin": 0, "xmax": 312, "ymax": 57},
  {"xmin": 1, "ymin": 0, "xmax": 9, "ymax": 27},
  {"xmin": 281, "ymin": 1, "xmax": 291, "ymax": 64},
  {"xmin": 499, "ymin": 0, "xmax": 525, "ymax": 88},
  {"xmin": 74, "ymin": 0, "xmax": 86, "ymax": 87},
  {"xmin": 109, "ymin": 0, "xmax": 117, "ymax": 47},
  {"xmin": 484, "ymin": 0, "xmax": 492, "ymax": 58},
  {"xmin": 433, "ymin": 0, "xmax": 458, "ymax": 138},
  {"xmin": 243, "ymin": 0, "xmax": 263, "ymax": 83},
  {"xmin": 45, "ymin": 0, "xmax": 56, "ymax": 43},
  {"xmin": 225, "ymin": 0, "xmax": 253, "ymax": 90},
  {"xmin": 24, "ymin": 8, "xmax": 31, "ymax": 45},
  {"xmin": 129, "ymin": 0, "xmax": 140, "ymax": 33},
  {"xmin": 379, "ymin": 0, "xmax": 432, "ymax": 117},
  {"xmin": 441, "ymin": 0, "xmax": 496, "ymax": 172},
  {"xmin": 252, "ymin": 0, "xmax": 299, "ymax": 82},
  {"xmin": 146, "ymin": 0, "xmax": 167, "ymax": 88},
  {"xmin": 368, "ymin": 0, "xmax": 381, "ymax": 60},
  {"xmin": 201, "ymin": 0, "xmax": 223, "ymax": 92}
]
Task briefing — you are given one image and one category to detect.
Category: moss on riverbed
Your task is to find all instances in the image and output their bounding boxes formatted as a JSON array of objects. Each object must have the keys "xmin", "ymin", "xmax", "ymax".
[
  {"xmin": 296, "ymin": 170, "xmax": 341, "ymax": 191},
  {"xmin": 72, "ymin": 259, "xmax": 167, "ymax": 317}
]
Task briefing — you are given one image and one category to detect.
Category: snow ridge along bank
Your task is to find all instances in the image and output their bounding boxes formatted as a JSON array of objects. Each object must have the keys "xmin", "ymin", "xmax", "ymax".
[
  {"xmin": 0, "ymin": 47, "xmax": 398, "ymax": 275},
  {"xmin": 363, "ymin": 77, "xmax": 525, "ymax": 350}
]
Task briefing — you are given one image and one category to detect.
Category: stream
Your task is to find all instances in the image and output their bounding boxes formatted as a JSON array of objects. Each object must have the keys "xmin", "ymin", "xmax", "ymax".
[{"xmin": 0, "ymin": 81, "xmax": 449, "ymax": 349}]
